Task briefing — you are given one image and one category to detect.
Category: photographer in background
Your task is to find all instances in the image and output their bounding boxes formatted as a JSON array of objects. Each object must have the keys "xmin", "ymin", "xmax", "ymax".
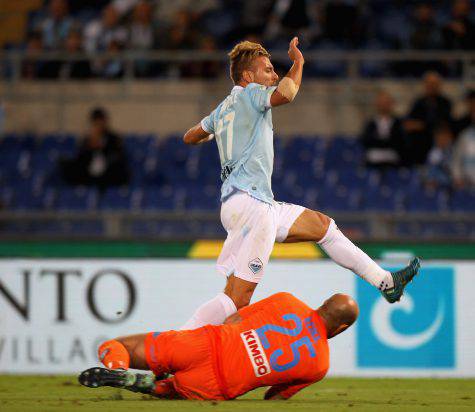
[
  {"xmin": 404, "ymin": 71, "xmax": 452, "ymax": 165},
  {"xmin": 452, "ymin": 101, "xmax": 475, "ymax": 189},
  {"xmin": 360, "ymin": 90, "xmax": 406, "ymax": 168},
  {"xmin": 60, "ymin": 107, "xmax": 129, "ymax": 189}
]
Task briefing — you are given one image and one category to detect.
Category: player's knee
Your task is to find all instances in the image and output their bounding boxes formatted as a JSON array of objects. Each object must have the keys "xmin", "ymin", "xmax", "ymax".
[
  {"xmin": 224, "ymin": 275, "xmax": 257, "ymax": 310},
  {"xmin": 226, "ymin": 290, "xmax": 252, "ymax": 310},
  {"xmin": 317, "ymin": 211, "xmax": 331, "ymax": 229},
  {"xmin": 309, "ymin": 210, "xmax": 331, "ymax": 240},
  {"xmin": 114, "ymin": 336, "xmax": 134, "ymax": 355}
]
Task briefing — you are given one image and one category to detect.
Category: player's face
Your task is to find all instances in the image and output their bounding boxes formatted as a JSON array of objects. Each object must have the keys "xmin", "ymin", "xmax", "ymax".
[{"xmin": 251, "ymin": 56, "xmax": 279, "ymax": 87}]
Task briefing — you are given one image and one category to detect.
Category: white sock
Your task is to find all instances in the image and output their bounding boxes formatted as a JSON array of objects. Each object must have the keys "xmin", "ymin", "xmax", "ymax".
[
  {"xmin": 318, "ymin": 219, "xmax": 393, "ymax": 290},
  {"xmin": 180, "ymin": 292, "xmax": 237, "ymax": 330}
]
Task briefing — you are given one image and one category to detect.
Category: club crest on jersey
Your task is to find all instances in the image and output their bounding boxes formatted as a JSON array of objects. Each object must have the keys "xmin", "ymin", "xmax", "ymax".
[
  {"xmin": 248, "ymin": 258, "xmax": 263, "ymax": 274},
  {"xmin": 240, "ymin": 329, "xmax": 271, "ymax": 377}
]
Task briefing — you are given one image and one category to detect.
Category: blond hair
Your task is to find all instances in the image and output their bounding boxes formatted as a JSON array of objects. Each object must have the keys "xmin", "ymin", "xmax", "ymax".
[{"xmin": 228, "ymin": 41, "xmax": 270, "ymax": 84}]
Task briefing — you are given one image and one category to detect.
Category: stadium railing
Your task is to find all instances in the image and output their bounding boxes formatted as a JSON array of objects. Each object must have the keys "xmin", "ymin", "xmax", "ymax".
[
  {"xmin": 0, "ymin": 210, "xmax": 473, "ymax": 241},
  {"xmin": 1, "ymin": 50, "xmax": 475, "ymax": 83}
]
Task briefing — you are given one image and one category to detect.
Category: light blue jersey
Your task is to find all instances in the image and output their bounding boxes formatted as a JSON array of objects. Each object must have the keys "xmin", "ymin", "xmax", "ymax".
[{"xmin": 201, "ymin": 83, "xmax": 277, "ymax": 205}]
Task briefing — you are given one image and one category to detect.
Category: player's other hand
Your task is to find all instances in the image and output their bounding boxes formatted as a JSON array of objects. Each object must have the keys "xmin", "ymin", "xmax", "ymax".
[{"xmin": 288, "ymin": 37, "xmax": 304, "ymax": 64}]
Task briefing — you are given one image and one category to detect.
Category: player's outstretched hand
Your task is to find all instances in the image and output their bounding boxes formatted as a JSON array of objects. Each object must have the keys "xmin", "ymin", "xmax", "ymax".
[{"xmin": 288, "ymin": 37, "xmax": 304, "ymax": 64}]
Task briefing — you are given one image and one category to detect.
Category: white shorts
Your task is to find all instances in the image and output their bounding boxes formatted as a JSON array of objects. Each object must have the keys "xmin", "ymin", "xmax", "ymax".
[{"xmin": 217, "ymin": 191, "xmax": 305, "ymax": 283}]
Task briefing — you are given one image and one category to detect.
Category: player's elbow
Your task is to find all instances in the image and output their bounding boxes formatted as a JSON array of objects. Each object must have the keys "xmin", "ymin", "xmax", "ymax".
[{"xmin": 183, "ymin": 130, "xmax": 195, "ymax": 145}]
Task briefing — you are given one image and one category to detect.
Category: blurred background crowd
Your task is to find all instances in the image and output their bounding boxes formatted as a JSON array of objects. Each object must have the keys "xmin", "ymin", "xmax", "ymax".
[
  {"xmin": 2, "ymin": 0, "xmax": 475, "ymax": 79},
  {"xmin": 0, "ymin": 0, "xmax": 474, "ymax": 240}
]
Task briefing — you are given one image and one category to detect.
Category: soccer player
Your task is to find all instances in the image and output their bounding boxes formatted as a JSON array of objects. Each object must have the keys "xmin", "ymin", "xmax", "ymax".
[
  {"xmin": 181, "ymin": 37, "xmax": 420, "ymax": 329},
  {"xmin": 79, "ymin": 292, "xmax": 358, "ymax": 400}
]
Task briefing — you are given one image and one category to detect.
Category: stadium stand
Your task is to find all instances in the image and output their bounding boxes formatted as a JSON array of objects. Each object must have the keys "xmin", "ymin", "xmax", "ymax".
[
  {"xmin": 1, "ymin": 133, "xmax": 473, "ymax": 216},
  {"xmin": 2, "ymin": 0, "xmax": 474, "ymax": 79}
]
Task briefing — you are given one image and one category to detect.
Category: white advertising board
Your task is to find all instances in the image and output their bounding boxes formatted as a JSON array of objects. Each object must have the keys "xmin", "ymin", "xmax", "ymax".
[{"xmin": 0, "ymin": 259, "xmax": 473, "ymax": 376}]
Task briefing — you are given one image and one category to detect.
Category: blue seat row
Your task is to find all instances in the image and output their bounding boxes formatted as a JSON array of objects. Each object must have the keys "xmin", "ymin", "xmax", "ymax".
[
  {"xmin": 0, "ymin": 183, "xmax": 473, "ymax": 213},
  {"xmin": 0, "ymin": 133, "xmax": 474, "ymax": 213}
]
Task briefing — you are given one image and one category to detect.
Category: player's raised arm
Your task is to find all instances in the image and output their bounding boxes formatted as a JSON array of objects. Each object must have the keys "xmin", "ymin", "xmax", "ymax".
[
  {"xmin": 270, "ymin": 37, "xmax": 305, "ymax": 108},
  {"xmin": 183, "ymin": 123, "xmax": 214, "ymax": 145},
  {"xmin": 184, "ymin": 109, "xmax": 217, "ymax": 145}
]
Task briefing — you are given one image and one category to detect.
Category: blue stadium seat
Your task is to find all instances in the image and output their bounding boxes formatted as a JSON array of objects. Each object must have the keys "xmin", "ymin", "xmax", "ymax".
[
  {"xmin": 450, "ymin": 189, "xmax": 475, "ymax": 212},
  {"xmin": 305, "ymin": 41, "xmax": 348, "ymax": 78},
  {"xmin": 318, "ymin": 186, "xmax": 363, "ymax": 212},
  {"xmin": 325, "ymin": 137, "xmax": 363, "ymax": 169},
  {"xmin": 0, "ymin": 186, "xmax": 14, "ymax": 208},
  {"xmin": 38, "ymin": 134, "xmax": 77, "ymax": 156},
  {"xmin": 123, "ymin": 134, "xmax": 157, "ymax": 164},
  {"xmin": 68, "ymin": 220, "xmax": 104, "ymax": 236},
  {"xmin": 185, "ymin": 185, "xmax": 220, "ymax": 211},
  {"xmin": 0, "ymin": 133, "xmax": 35, "ymax": 151},
  {"xmin": 406, "ymin": 188, "xmax": 449, "ymax": 212},
  {"xmin": 141, "ymin": 186, "xmax": 181, "ymax": 210},
  {"xmin": 0, "ymin": 133, "xmax": 473, "ymax": 216},
  {"xmin": 157, "ymin": 135, "xmax": 194, "ymax": 183},
  {"xmin": 56, "ymin": 187, "xmax": 98, "ymax": 210},
  {"xmin": 9, "ymin": 187, "xmax": 55, "ymax": 210},
  {"xmin": 30, "ymin": 150, "xmax": 61, "ymax": 177},
  {"xmin": 362, "ymin": 185, "xmax": 405, "ymax": 212},
  {"xmin": 99, "ymin": 187, "xmax": 141, "ymax": 210}
]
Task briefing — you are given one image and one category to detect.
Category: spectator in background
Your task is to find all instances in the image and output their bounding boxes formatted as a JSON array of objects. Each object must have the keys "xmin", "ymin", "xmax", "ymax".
[
  {"xmin": 404, "ymin": 71, "xmax": 452, "ymax": 164},
  {"xmin": 96, "ymin": 40, "xmax": 125, "ymax": 79},
  {"xmin": 181, "ymin": 35, "xmax": 221, "ymax": 78},
  {"xmin": 112, "ymin": 0, "xmax": 140, "ymax": 17},
  {"xmin": 34, "ymin": 0, "xmax": 73, "ymax": 50},
  {"xmin": 360, "ymin": 90, "xmax": 406, "ymax": 168},
  {"xmin": 443, "ymin": 0, "xmax": 475, "ymax": 50},
  {"xmin": 22, "ymin": 32, "xmax": 44, "ymax": 79},
  {"xmin": 84, "ymin": 5, "xmax": 128, "ymax": 78},
  {"xmin": 84, "ymin": 4, "xmax": 128, "ymax": 53},
  {"xmin": 153, "ymin": 0, "xmax": 219, "ymax": 31},
  {"xmin": 129, "ymin": 1, "xmax": 156, "ymax": 50},
  {"xmin": 60, "ymin": 29, "xmax": 92, "ymax": 79},
  {"xmin": 424, "ymin": 123, "xmax": 454, "ymax": 189},
  {"xmin": 405, "ymin": 2, "xmax": 444, "ymax": 76},
  {"xmin": 408, "ymin": 2, "xmax": 443, "ymax": 50},
  {"xmin": 129, "ymin": 0, "xmax": 156, "ymax": 77},
  {"xmin": 21, "ymin": 31, "xmax": 60, "ymax": 79},
  {"xmin": 320, "ymin": 0, "xmax": 362, "ymax": 46},
  {"xmin": 162, "ymin": 10, "xmax": 197, "ymax": 77},
  {"xmin": 264, "ymin": 0, "xmax": 319, "ymax": 44},
  {"xmin": 60, "ymin": 107, "xmax": 129, "ymax": 188},
  {"xmin": 239, "ymin": 0, "xmax": 275, "ymax": 39},
  {"xmin": 452, "ymin": 102, "xmax": 475, "ymax": 188},
  {"xmin": 165, "ymin": 10, "xmax": 196, "ymax": 50},
  {"xmin": 454, "ymin": 90, "xmax": 475, "ymax": 138}
]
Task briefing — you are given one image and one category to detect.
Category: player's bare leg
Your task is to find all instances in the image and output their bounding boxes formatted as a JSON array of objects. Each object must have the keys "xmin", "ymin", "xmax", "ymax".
[
  {"xmin": 284, "ymin": 209, "xmax": 331, "ymax": 243},
  {"xmin": 115, "ymin": 334, "xmax": 149, "ymax": 370},
  {"xmin": 224, "ymin": 274, "xmax": 258, "ymax": 309},
  {"xmin": 180, "ymin": 275, "xmax": 255, "ymax": 330},
  {"xmin": 286, "ymin": 209, "xmax": 421, "ymax": 303}
]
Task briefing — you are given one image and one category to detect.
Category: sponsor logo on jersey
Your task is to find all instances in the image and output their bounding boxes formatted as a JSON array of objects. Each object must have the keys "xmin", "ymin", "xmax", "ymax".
[
  {"xmin": 240, "ymin": 329, "xmax": 271, "ymax": 377},
  {"xmin": 248, "ymin": 258, "xmax": 263, "ymax": 274}
]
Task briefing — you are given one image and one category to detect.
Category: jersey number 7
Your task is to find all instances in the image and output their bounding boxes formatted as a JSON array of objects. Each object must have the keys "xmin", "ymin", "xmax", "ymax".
[{"xmin": 216, "ymin": 112, "xmax": 235, "ymax": 163}]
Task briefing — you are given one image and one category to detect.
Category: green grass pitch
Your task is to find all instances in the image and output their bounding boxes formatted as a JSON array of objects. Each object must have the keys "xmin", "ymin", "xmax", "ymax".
[{"xmin": 0, "ymin": 376, "xmax": 474, "ymax": 411}]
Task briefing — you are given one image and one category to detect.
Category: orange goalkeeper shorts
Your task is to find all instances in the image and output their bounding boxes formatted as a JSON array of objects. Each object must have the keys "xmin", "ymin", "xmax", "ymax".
[{"xmin": 144, "ymin": 328, "xmax": 226, "ymax": 400}]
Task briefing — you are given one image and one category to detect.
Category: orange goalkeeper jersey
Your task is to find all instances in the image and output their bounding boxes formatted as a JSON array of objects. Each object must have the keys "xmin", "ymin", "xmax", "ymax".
[{"xmin": 206, "ymin": 292, "xmax": 329, "ymax": 399}]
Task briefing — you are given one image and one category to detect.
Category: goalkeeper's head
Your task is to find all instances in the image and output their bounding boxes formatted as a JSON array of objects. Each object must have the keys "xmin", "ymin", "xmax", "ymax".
[{"xmin": 317, "ymin": 294, "xmax": 359, "ymax": 339}]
